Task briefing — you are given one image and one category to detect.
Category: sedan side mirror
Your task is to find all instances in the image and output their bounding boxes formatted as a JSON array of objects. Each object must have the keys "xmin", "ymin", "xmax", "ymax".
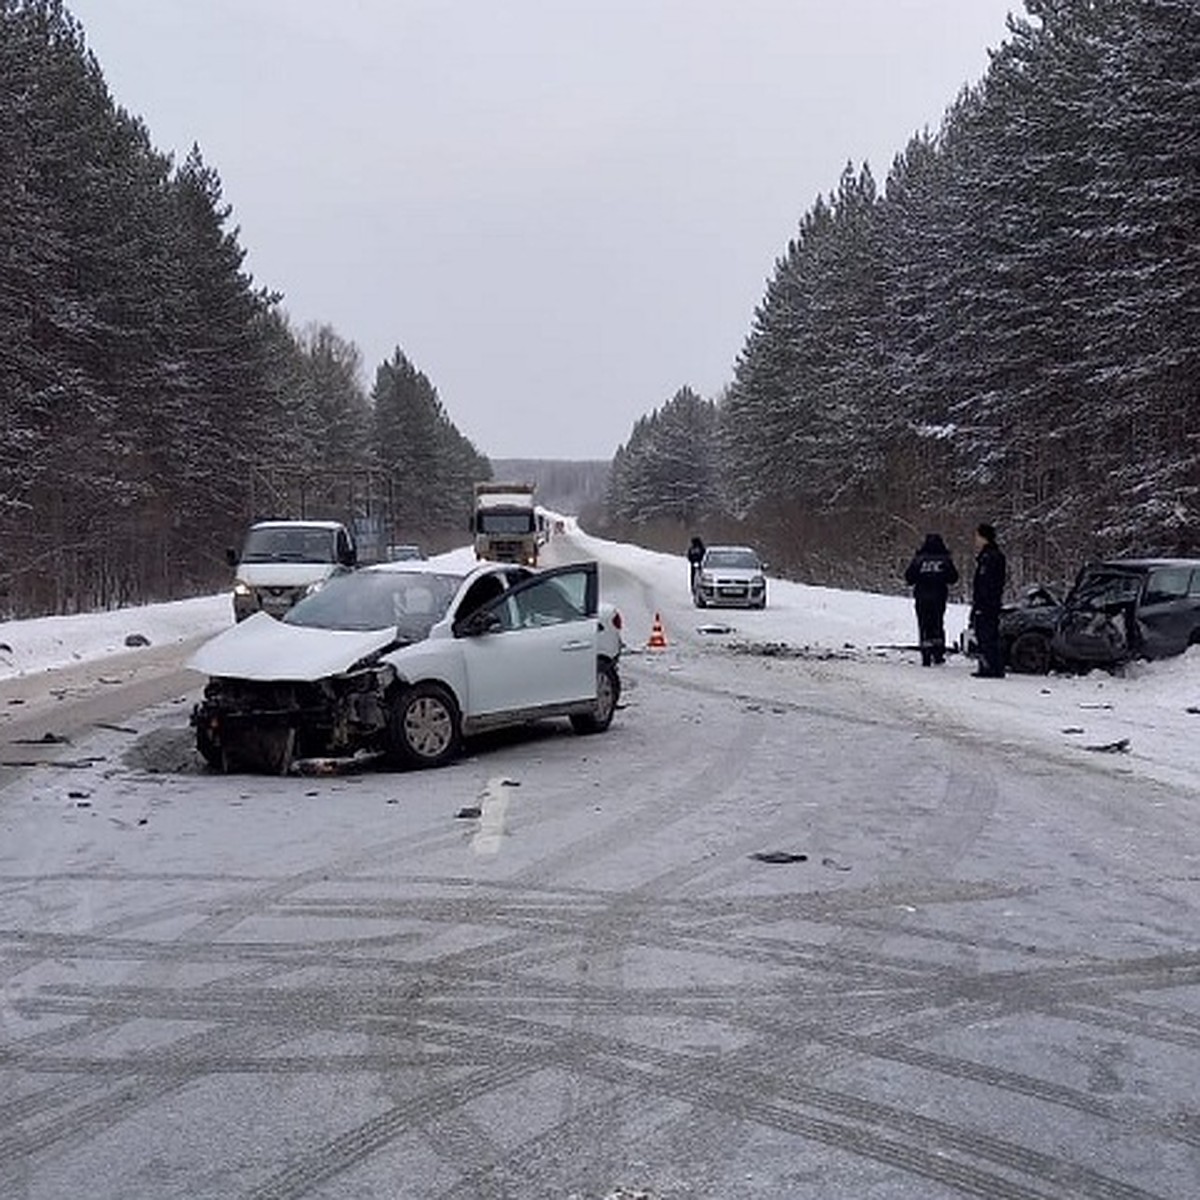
[{"xmin": 456, "ymin": 610, "xmax": 502, "ymax": 638}]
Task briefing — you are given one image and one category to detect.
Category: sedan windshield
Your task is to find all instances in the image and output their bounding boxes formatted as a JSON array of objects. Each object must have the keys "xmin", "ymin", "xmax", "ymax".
[{"xmin": 284, "ymin": 570, "xmax": 464, "ymax": 638}]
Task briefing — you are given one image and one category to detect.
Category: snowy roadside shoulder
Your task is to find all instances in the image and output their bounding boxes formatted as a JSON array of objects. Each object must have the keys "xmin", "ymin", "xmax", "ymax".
[
  {"xmin": 838, "ymin": 642, "xmax": 1200, "ymax": 793},
  {"xmin": 0, "ymin": 593, "xmax": 235, "ymax": 682}
]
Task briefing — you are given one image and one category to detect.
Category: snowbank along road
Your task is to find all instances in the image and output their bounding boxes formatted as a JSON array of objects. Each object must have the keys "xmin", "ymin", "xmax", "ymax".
[{"xmin": 2, "ymin": 525, "xmax": 1199, "ymax": 1199}]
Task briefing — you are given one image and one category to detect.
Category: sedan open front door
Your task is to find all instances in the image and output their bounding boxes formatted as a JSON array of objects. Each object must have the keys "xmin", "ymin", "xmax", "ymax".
[{"xmin": 453, "ymin": 562, "xmax": 600, "ymax": 721}]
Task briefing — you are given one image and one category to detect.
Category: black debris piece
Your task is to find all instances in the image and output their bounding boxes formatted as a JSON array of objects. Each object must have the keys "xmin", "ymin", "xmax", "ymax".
[
  {"xmin": 456, "ymin": 805, "xmax": 483, "ymax": 819},
  {"xmin": 124, "ymin": 633, "xmax": 151, "ymax": 647},
  {"xmin": 1083, "ymin": 738, "xmax": 1130, "ymax": 754},
  {"xmin": 750, "ymin": 851, "xmax": 808, "ymax": 864}
]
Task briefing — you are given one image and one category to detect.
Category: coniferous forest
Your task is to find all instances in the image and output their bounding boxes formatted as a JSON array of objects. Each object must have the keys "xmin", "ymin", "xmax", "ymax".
[
  {"xmin": 0, "ymin": 1, "xmax": 488, "ymax": 617},
  {"xmin": 603, "ymin": 0, "xmax": 1200, "ymax": 593},
  {"xmin": 4, "ymin": 0, "xmax": 1199, "ymax": 616}
]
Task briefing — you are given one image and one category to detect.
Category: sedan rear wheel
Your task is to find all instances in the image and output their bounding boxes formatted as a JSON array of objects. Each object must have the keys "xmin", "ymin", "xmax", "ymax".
[
  {"xmin": 570, "ymin": 658, "xmax": 620, "ymax": 734},
  {"xmin": 390, "ymin": 683, "xmax": 461, "ymax": 768}
]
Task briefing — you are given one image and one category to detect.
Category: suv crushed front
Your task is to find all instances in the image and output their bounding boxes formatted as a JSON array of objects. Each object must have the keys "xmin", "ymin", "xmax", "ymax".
[{"xmin": 995, "ymin": 558, "xmax": 1200, "ymax": 674}]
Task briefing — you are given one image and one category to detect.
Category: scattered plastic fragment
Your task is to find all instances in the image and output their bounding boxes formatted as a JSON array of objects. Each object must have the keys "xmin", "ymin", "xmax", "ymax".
[{"xmin": 1083, "ymin": 738, "xmax": 1130, "ymax": 753}]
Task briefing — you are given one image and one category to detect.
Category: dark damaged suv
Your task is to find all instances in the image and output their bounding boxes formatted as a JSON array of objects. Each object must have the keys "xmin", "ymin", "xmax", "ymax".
[{"xmin": 997, "ymin": 558, "xmax": 1200, "ymax": 674}]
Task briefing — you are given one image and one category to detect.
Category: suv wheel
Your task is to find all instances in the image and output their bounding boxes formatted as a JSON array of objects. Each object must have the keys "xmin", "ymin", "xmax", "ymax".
[
  {"xmin": 389, "ymin": 683, "xmax": 461, "ymax": 768},
  {"xmin": 1009, "ymin": 631, "xmax": 1051, "ymax": 675}
]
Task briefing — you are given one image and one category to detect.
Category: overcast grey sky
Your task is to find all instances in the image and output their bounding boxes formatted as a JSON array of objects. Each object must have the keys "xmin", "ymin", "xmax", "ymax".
[{"xmin": 67, "ymin": 0, "xmax": 1019, "ymax": 461}]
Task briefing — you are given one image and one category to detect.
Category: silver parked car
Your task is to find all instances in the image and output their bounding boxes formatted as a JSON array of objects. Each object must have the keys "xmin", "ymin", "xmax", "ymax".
[
  {"xmin": 693, "ymin": 545, "xmax": 768, "ymax": 609},
  {"xmin": 190, "ymin": 560, "xmax": 623, "ymax": 773}
]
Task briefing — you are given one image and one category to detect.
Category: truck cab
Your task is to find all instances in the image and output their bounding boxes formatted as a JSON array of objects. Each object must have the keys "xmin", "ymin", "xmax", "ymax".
[
  {"xmin": 471, "ymin": 482, "xmax": 539, "ymax": 566},
  {"xmin": 227, "ymin": 520, "xmax": 357, "ymax": 622}
]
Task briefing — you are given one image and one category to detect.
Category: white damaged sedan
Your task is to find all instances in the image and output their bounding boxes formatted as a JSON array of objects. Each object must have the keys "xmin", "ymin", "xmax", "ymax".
[{"xmin": 189, "ymin": 560, "xmax": 623, "ymax": 773}]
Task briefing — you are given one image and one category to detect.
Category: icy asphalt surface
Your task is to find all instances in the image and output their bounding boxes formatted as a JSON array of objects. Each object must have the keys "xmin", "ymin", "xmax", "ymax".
[{"xmin": 1, "ymin": 529, "xmax": 1199, "ymax": 1199}]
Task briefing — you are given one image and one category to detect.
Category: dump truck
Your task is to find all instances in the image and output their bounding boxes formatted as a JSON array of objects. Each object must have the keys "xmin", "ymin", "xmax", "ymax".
[{"xmin": 471, "ymin": 481, "xmax": 539, "ymax": 565}]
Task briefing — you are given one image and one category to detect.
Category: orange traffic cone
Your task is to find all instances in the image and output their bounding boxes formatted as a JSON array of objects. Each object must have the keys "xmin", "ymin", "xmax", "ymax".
[{"xmin": 647, "ymin": 612, "xmax": 668, "ymax": 650}]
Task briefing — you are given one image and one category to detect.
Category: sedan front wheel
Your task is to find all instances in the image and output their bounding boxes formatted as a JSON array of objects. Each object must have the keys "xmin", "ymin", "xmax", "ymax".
[
  {"xmin": 389, "ymin": 683, "xmax": 461, "ymax": 768},
  {"xmin": 1009, "ymin": 631, "xmax": 1052, "ymax": 675}
]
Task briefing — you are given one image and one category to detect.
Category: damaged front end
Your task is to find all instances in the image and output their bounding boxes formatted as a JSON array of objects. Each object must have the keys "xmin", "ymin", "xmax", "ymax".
[{"xmin": 191, "ymin": 661, "xmax": 396, "ymax": 774}]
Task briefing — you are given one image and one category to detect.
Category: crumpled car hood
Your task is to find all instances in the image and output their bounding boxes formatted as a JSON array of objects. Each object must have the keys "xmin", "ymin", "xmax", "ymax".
[{"xmin": 189, "ymin": 612, "xmax": 396, "ymax": 682}]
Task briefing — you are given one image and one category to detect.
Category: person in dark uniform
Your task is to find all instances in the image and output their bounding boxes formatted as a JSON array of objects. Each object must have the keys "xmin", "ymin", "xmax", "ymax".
[
  {"xmin": 971, "ymin": 522, "xmax": 1008, "ymax": 678},
  {"xmin": 904, "ymin": 532, "xmax": 959, "ymax": 666},
  {"xmin": 687, "ymin": 535, "xmax": 706, "ymax": 594}
]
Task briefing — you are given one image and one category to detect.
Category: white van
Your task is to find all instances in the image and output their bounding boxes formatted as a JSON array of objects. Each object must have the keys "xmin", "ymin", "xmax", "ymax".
[{"xmin": 227, "ymin": 520, "xmax": 358, "ymax": 622}]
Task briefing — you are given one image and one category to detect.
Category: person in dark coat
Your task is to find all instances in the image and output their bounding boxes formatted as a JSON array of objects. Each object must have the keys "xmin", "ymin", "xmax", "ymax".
[
  {"xmin": 971, "ymin": 522, "xmax": 1008, "ymax": 678},
  {"xmin": 687, "ymin": 535, "xmax": 706, "ymax": 594},
  {"xmin": 904, "ymin": 533, "xmax": 959, "ymax": 666}
]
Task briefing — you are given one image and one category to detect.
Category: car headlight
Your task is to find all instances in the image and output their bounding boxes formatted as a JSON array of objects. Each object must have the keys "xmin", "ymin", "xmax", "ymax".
[
  {"xmin": 233, "ymin": 581, "xmax": 251, "ymax": 596},
  {"xmin": 752, "ymin": 575, "xmax": 765, "ymax": 587},
  {"xmin": 304, "ymin": 579, "xmax": 327, "ymax": 597}
]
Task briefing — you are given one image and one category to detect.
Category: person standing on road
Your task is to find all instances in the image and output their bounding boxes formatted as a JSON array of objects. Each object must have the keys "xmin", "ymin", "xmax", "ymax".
[
  {"xmin": 687, "ymin": 535, "xmax": 706, "ymax": 595},
  {"xmin": 971, "ymin": 522, "xmax": 1008, "ymax": 678},
  {"xmin": 904, "ymin": 532, "xmax": 959, "ymax": 666}
]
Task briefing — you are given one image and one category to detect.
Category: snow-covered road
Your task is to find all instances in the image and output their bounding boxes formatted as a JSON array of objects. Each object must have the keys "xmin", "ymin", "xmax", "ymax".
[{"xmin": 2, "ymin": 528, "xmax": 1199, "ymax": 1198}]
